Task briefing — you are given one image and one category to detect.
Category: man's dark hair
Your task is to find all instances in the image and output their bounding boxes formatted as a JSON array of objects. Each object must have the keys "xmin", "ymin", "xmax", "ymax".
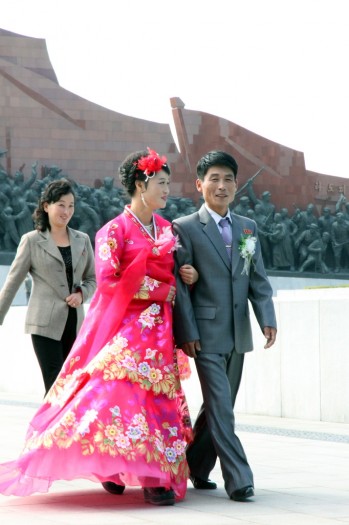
[{"xmin": 196, "ymin": 151, "xmax": 238, "ymax": 181}]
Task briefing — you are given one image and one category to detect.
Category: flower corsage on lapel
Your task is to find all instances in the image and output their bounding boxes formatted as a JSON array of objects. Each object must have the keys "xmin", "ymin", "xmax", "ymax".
[{"xmin": 238, "ymin": 229, "xmax": 257, "ymax": 275}]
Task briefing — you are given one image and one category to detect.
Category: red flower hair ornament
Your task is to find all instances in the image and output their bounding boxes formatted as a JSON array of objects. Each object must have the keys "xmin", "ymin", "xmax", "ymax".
[{"xmin": 135, "ymin": 147, "xmax": 167, "ymax": 181}]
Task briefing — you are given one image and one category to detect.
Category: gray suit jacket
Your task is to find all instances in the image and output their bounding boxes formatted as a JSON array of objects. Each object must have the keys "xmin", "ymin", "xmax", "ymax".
[
  {"xmin": 173, "ymin": 205, "xmax": 276, "ymax": 354},
  {"xmin": 0, "ymin": 228, "xmax": 96, "ymax": 340}
]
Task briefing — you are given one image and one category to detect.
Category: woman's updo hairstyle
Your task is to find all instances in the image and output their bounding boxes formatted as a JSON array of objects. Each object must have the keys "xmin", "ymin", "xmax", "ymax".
[
  {"xmin": 33, "ymin": 178, "xmax": 75, "ymax": 232},
  {"xmin": 118, "ymin": 148, "xmax": 170, "ymax": 197}
]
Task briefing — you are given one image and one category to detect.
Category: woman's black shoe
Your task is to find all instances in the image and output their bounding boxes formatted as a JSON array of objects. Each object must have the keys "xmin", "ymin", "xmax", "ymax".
[
  {"xmin": 101, "ymin": 481, "xmax": 125, "ymax": 495},
  {"xmin": 143, "ymin": 487, "xmax": 175, "ymax": 505}
]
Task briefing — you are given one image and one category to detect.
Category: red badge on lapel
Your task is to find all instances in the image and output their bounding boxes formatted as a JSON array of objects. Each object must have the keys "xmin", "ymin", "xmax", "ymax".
[{"xmin": 243, "ymin": 229, "xmax": 253, "ymax": 235}]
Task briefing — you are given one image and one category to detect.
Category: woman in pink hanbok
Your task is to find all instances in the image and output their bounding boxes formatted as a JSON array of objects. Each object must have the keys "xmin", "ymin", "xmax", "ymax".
[{"xmin": 0, "ymin": 149, "xmax": 195, "ymax": 506}]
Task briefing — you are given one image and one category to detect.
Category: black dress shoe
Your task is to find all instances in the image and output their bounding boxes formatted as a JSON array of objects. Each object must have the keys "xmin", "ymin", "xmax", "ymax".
[
  {"xmin": 101, "ymin": 481, "xmax": 125, "ymax": 495},
  {"xmin": 143, "ymin": 487, "xmax": 175, "ymax": 506},
  {"xmin": 230, "ymin": 486, "xmax": 254, "ymax": 501},
  {"xmin": 190, "ymin": 475, "xmax": 217, "ymax": 490}
]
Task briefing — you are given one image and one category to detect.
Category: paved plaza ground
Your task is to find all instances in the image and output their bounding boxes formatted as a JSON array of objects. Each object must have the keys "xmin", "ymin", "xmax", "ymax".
[{"xmin": 0, "ymin": 392, "xmax": 348, "ymax": 525}]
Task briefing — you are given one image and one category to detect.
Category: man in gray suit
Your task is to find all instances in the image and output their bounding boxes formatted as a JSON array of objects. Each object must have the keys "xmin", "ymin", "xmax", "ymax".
[{"xmin": 173, "ymin": 150, "xmax": 277, "ymax": 501}]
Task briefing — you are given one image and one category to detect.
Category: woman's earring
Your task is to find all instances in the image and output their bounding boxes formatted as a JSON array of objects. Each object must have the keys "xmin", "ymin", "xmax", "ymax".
[{"xmin": 141, "ymin": 191, "xmax": 148, "ymax": 208}]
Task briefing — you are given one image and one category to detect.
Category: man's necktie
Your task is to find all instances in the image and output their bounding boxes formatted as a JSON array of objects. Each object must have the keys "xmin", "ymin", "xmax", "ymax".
[{"xmin": 219, "ymin": 217, "xmax": 232, "ymax": 260}]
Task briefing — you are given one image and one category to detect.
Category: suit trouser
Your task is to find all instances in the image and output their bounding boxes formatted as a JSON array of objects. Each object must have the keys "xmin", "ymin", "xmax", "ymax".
[
  {"xmin": 31, "ymin": 307, "xmax": 77, "ymax": 395},
  {"xmin": 186, "ymin": 350, "xmax": 254, "ymax": 496}
]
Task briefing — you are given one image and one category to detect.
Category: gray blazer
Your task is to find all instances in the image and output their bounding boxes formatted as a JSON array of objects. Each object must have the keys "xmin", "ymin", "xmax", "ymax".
[
  {"xmin": 0, "ymin": 228, "xmax": 96, "ymax": 340},
  {"xmin": 173, "ymin": 205, "xmax": 276, "ymax": 354}
]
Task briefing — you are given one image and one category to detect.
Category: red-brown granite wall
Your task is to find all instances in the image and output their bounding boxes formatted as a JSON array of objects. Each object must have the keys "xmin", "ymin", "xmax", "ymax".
[
  {"xmin": 0, "ymin": 30, "xmax": 181, "ymax": 190},
  {"xmin": 170, "ymin": 97, "xmax": 348, "ymax": 212},
  {"xmin": 1, "ymin": 29, "xmax": 348, "ymax": 215}
]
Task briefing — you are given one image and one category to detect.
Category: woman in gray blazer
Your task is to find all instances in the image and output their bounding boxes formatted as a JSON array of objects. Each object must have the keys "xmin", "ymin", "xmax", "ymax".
[{"xmin": 0, "ymin": 179, "xmax": 96, "ymax": 393}]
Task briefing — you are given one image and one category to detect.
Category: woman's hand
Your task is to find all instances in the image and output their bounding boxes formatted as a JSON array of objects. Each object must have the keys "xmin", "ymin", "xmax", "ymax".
[
  {"xmin": 179, "ymin": 264, "xmax": 199, "ymax": 286},
  {"xmin": 66, "ymin": 291, "xmax": 83, "ymax": 308}
]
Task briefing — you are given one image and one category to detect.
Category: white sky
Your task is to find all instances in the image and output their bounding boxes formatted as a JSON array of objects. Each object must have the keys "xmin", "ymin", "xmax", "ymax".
[{"xmin": 1, "ymin": 0, "xmax": 349, "ymax": 178}]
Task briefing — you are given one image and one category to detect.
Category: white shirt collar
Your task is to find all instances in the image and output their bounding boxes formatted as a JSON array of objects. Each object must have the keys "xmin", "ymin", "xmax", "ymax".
[{"xmin": 205, "ymin": 205, "xmax": 231, "ymax": 227}]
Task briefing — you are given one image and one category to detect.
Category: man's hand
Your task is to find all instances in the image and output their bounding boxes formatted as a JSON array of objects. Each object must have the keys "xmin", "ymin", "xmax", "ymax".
[
  {"xmin": 181, "ymin": 340, "xmax": 201, "ymax": 358},
  {"xmin": 263, "ymin": 326, "xmax": 277, "ymax": 349}
]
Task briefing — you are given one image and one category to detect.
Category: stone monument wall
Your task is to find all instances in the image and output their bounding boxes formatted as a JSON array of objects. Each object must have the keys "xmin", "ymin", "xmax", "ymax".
[{"xmin": 1, "ymin": 28, "xmax": 348, "ymax": 212}]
